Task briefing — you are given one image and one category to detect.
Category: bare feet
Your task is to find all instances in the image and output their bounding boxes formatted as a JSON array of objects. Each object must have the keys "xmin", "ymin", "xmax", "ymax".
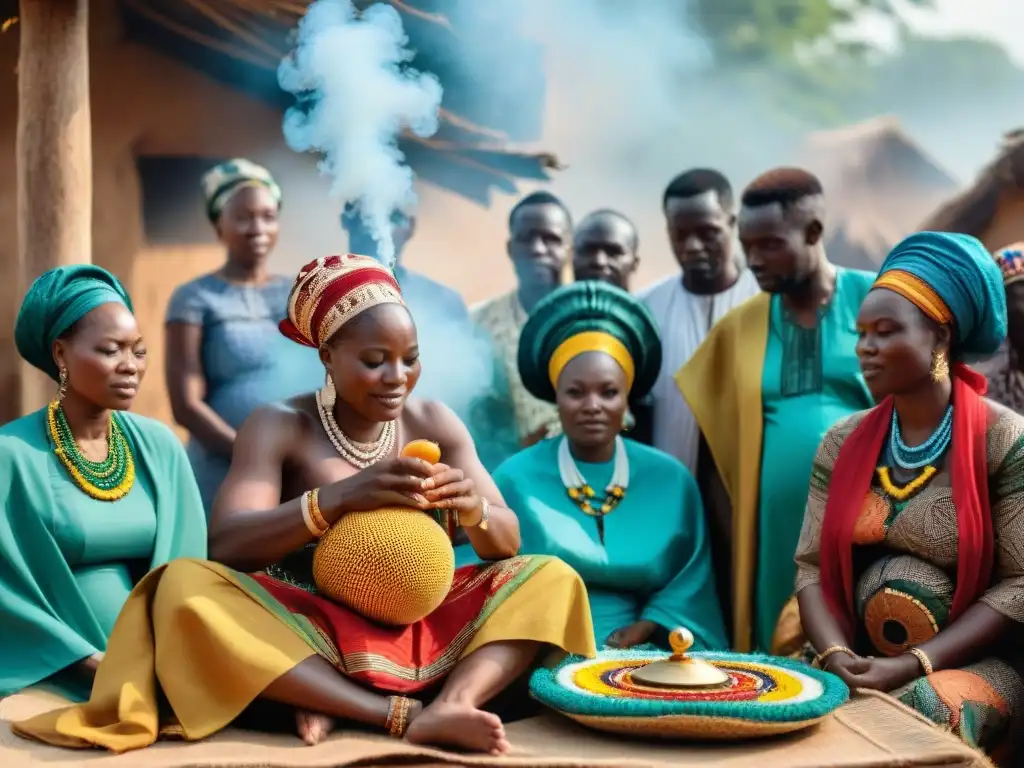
[
  {"xmin": 295, "ymin": 710, "xmax": 335, "ymax": 746},
  {"xmin": 405, "ymin": 700, "xmax": 510, "ymax": 755}
]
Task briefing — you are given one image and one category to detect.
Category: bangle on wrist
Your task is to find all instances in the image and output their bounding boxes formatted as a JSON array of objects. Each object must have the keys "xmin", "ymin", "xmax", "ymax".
[
  {"xmin": 905, "ymin": 646, "xmax": 934, "ymax": 676},
  {"xmin": 301, "ymin": 489, "xmax": 329, "ymax": 538},
  {"xmin": 459, "ymin": 497, "xmax": 490, "ymax": 530},
  {"xmin": 814, "ymin": 645, "xmax": 854, "ymax": 669}
]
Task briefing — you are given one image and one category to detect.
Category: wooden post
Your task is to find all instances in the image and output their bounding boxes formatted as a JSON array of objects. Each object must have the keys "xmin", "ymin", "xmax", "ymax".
[{"xmin": 15, "ymin": 0, "xmax": 92, "ymax": 414}]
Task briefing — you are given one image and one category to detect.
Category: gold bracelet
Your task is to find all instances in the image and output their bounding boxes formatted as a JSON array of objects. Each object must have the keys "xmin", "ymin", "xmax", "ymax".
[
  {"xmin": 301, "ymin": 490, "xmax": 328, "ymax": 538},
  {"xmin": 385, "ymin": 695, "xmax": 411, "ymax": 737},
  {"xmin": 813, "ymin": 645, "xmax": 854, "ymax": 669},
  {"xmin": 906, "ymin": 646, "xmax": 934, "ymax": 676},
  {"xmin": 308, "ymin": 488, "xmax": 330, "ymax": 534}
]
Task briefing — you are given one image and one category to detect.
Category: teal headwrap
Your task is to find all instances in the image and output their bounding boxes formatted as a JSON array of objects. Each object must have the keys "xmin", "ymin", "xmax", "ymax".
[
  {"xmin": 518, "ymin": 281, "xmax": 662, "ymax": 403},
  {"xmin": 875, "ymin": 232, "xmax": 1006, "ymax": 361},
  {"xmin": 14, "ymin": 265, "xmax": 133, "ymax": 381}
]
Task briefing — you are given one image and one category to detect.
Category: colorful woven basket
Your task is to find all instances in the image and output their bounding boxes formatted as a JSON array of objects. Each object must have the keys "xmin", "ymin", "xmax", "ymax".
[{"xmin": 530, "ymin": 649, "xmax": 849, "ymax": 739}]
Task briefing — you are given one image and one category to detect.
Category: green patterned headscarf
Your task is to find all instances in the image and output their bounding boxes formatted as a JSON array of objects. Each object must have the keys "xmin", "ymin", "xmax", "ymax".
[
  {"xmin": 201, "ymin": 158, "xmax": 282, "ymax": 222},
  {"xmin": 14, "ymin": 265, "xmax": 133, "ymax": 381},
  {"xmin": 518, "ymin": 281, "xmax": 662, "ymax": 403}
]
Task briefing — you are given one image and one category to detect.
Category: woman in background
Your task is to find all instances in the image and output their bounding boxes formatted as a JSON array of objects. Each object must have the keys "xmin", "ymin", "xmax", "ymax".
[
  {"xmin": 165, "ymin": 159, "xmax": 323, "ymax": 513},
  {"xmin": 985, "ymin": 244, "xmax": 1024, "ymax": 413},
  {"xmin": 1, "ymin": 266, "xmax": 206, "ymax": 700},
  {"xmin": 494, "ymin": 281, "xmax": 727, "ymax": 651},
  {"xmin": 796, "ymin": 232, "xmax": 1024, "ymax": 759}
]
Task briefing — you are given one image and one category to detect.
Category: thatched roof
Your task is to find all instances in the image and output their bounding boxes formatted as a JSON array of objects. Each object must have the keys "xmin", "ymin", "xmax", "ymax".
[
  {"xmin": 921, "ymin": 128, "xmax": 1024, "ymax": 237},
  {"xmin": 797, "ymin": 115, "xmax": 959, "ymax": 270},
  {"xmin": 3, "ymin": 0, "xmax": 558, "ymax": 203}
]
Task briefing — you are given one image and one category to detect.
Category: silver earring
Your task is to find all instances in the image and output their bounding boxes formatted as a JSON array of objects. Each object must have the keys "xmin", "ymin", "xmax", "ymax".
[
  {"xmin": 58, "ymin": 368, "xmax": 68, "ymax": 402},
  {"xmin": 321, "ymin": 373, "xmax": 336, "ymax": 409}
]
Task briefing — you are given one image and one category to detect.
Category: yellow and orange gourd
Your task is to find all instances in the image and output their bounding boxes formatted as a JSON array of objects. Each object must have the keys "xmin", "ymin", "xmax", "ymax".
[{"xmin": 312, "ymin": 440, "xmax": 456, "ymax": 625}]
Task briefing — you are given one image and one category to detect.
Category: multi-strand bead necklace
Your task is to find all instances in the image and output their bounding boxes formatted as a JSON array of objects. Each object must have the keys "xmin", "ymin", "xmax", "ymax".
[
  {"xmin": 876, "ymin": 404, "xmax": 952, "ymax": 502},
  {"xmin": 47, "ymin": 400, "xmax": 135, "ymax": 501}
]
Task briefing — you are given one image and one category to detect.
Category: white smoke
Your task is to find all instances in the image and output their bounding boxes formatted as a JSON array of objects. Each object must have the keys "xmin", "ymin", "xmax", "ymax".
[{"xmin": 278, "ymin": 0, "xmax": 443, "ymax": 267}]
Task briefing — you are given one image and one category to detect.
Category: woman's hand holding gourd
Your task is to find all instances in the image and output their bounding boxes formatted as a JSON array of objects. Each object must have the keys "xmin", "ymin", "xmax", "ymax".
[
  {"xmin": 317, "ymin": 458, "xmax": 434, "ymax": 522},
  {"xmin": 421, "ymin": 464, "xmax": 484, "ymax": 523}
]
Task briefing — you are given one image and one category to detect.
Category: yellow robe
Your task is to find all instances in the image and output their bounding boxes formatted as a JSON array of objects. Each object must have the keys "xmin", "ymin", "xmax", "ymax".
[{"xmin": 675, "ymin": 294, "xmax": 771, "ymax": 653}]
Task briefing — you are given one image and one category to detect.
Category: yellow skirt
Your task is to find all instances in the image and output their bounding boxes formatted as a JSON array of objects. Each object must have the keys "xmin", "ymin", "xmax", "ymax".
[{"xmin": 13, "ymin": 556, "xmax": 595, "ymax": 753}]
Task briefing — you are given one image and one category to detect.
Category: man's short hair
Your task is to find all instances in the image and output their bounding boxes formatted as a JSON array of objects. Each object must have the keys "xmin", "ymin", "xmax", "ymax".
[
  {"xmin": 508, "ymin": 191, "xmax": 572, "ymax": 230},
  {"xmin": 662, "ymin": 168, "xmax": 733, "ymax": 210},
  {"xmin": 575, "ymin": 209, "xmax": 638, "ymax": 250},
  {"xmin": 741, "ymin": 167, "xmax": 824, "ymax": 211}
]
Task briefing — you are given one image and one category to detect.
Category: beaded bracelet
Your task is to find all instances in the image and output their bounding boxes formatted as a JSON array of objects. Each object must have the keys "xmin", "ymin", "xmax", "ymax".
[
  {"xmin": 813, "ymin": 645, "xmax": 854, "ymax": 669},
  {"xmin": 385, "ymin": 695, "xmax": 412, "ymax": 737},
  {"xmin": 301, "ymin": 490, "xmax": 328, "ymax": 538},
  {"xmin": 906, "ymin": 646, "xmax": 934, "ymax": 676}
]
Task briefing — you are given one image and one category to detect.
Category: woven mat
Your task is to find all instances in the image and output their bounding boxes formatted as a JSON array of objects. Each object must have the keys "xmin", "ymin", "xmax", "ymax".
[{"xmin": 0, "ymin": 688, "xmax": 990, "ymax": 768}]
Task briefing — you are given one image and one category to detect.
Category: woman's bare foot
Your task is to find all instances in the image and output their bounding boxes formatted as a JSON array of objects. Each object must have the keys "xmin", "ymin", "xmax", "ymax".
[
  {"xmin": 405, "ymin": 700, "xmax": 510, "ymax": 755},
  {"xmin": 295, "ymin": 710, "xmax": 335, "ymax": 746}
]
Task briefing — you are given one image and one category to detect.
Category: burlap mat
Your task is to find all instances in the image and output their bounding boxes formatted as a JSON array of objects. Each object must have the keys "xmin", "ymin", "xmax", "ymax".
[{"xmin": 0, "ymin": 688, "xmax": 990, "ymax": 767}]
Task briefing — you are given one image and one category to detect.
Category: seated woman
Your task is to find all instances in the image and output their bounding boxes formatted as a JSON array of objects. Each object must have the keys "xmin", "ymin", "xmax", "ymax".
[
  {"xmin": 14, "ymin": 254, "xmax": 595, "ymax": 756},
  {"xmin": 795, "ymin": 232, "xmax": 1024, "ymax": 758},
  {"xmin": 0, "ymin": 266, "xmax": 206, "ymax": 700},
  {"xmin": 494, "ymin": 281, "xmax": 728, "ymax": 651}
]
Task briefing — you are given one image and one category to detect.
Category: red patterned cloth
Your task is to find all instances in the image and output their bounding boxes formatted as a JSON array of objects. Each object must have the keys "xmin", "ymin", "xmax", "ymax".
[{"xmin": 249, "ymin": 557, "xmax": 543, "ymax": 694}]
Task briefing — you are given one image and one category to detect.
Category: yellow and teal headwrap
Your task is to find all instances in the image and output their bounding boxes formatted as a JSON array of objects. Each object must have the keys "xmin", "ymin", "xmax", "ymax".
[
  {"xmin": 872, "ymin": 231, "xmax": 1006, "ymax": 360},
  {"xmin": 517, "ymin": 281, "xmax": 662, "ymax": 403},
  {"xmin": 14, "ymin": 265, "xmax": 134, "ymax": 381},
  {"xmin": 201, "ymin": 158, "xmax": 282, "ymax": 222}
]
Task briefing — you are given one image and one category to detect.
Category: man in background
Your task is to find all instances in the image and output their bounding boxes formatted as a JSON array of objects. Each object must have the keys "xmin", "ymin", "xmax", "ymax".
[
  {"xmin": 341, "ymin": 206, "xmax": 469, "ymax": 322},
  {"xmin": 639, "ymin": 169, "xmax": 760, "ymax": 468},
  {"xmin": 471, "ymin": 191, "xmax": 572, "ymax": 451},
  {"xmin": 572, "ymin": 209, "xmax": 640, "ymax": 291},
  {"xmin": 677, "ymin": 168, "xmax": 874, "ymax": 653}
]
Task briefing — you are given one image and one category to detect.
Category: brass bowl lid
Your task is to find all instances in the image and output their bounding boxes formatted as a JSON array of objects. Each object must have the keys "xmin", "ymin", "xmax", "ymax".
[{"xmin": 629, "ymin": 627, "xmax": 731, "ymax": 689}]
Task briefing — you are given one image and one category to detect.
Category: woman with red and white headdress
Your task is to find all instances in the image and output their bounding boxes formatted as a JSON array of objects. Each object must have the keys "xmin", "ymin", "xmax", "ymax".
[{"xmin": 13, "ymin": 254, "xmax": 596, "ymax": 756}]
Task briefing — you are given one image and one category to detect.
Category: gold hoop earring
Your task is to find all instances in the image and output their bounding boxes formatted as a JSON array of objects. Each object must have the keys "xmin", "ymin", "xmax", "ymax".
[
  {"xmin": 930, "ymin": 349, "xmax": 950, "ymax": 382},
  {"xmin": 58, "ymin": 368, "xmax": 69, "ymax": 401}
]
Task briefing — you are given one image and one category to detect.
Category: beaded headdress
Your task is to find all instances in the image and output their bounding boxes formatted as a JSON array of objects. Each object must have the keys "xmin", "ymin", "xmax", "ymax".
[
  {"xmin": 995, "ymin": 244, "xmax": 1024, "ymax": 286},
  {"xmin": 279, "ymin": 254, "xmax": 405, "ymax": 348}
]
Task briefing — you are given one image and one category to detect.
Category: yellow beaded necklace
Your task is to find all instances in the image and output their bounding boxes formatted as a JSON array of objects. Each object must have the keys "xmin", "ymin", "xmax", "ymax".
[
  {"xmin": 47, "ymin": 400, "xmax": 136, "ymax": 501},
  {"xmin": 875, "ymin": 465, "xmax": 937, "ymax": 502}
]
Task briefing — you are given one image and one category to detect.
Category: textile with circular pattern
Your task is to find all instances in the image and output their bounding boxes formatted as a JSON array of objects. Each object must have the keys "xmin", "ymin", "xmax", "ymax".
[{"xmin": 530, "ymin": 649, "xmax": 849, "ymax": 739}]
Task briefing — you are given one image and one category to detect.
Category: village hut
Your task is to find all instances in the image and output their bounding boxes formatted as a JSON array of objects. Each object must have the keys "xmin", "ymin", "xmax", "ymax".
[
  {"xmin": 796, "ymin": 115, "xmax": 959, "ymax": 271},
  {"xmin": 921, "ymin": 127, "xmax": 1024, "ymax": 251},
  {"xmin": 0, "ymin": 0, "xmax": 556, "ymax": 427}
]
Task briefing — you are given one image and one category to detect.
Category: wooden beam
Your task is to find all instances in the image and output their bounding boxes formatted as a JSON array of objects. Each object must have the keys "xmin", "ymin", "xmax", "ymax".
[{"xmin": 15, "ymin": 0, "xmax": 92, "ymax": 414}]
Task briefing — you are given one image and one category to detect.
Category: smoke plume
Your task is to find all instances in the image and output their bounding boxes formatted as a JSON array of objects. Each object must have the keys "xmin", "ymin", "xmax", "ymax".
[{"xmin": 278, "ymin": 0, "xmax": 442, "ymax": 268}]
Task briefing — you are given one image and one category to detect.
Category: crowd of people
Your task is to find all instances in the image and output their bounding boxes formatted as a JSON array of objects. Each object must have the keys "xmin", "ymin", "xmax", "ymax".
[{"xmin": 2, "ymin": 157, "xmax": 1024, "ymax": 763}]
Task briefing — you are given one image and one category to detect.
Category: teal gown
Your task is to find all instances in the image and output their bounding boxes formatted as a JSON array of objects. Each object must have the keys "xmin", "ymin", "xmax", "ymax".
[
  {"xmin": 755, "ymin": 267, "xmax": 874, "ymax": 650},
  {"xmin": 0, "ymin": 409, "xmax": 208, "ymax": 698},
  {"xmin": 489, "ymin": 437, "xmax": 728, "ymax": 650}
]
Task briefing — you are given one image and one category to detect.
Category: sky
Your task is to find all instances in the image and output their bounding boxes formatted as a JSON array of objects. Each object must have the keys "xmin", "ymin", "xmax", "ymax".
[{"xmin": 856, "ymin": 0, "xmax": 1024, "ymax": 63}]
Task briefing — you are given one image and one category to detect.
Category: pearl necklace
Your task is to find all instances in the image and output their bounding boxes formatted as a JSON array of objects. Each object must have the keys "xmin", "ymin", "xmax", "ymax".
[{"xmin": 315, "ymin": 387, "xmax": 396, "ymax": 468}]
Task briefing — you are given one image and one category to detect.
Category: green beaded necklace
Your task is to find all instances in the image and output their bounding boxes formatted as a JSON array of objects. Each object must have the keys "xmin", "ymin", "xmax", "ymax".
[{"xmin": 47, "ymin": 401, "xmax": 136, "ymax": 501}]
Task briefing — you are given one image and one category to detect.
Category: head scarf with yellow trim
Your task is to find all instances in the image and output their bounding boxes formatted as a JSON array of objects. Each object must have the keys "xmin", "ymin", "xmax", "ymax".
[
  {"xmin": 518, "ymin": 281, "xmax": 661, "ymax": 404},
  {"xmin": 279, "ymin": 254, "xmax": 406, "ymax": 348},
  {"xmin": 872, "ymin": 231, "xmax": 1005, "ymax": 361},
  {"xmin": 201, "ymin": 158, "xmax": 283, "ymax": 222}
]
